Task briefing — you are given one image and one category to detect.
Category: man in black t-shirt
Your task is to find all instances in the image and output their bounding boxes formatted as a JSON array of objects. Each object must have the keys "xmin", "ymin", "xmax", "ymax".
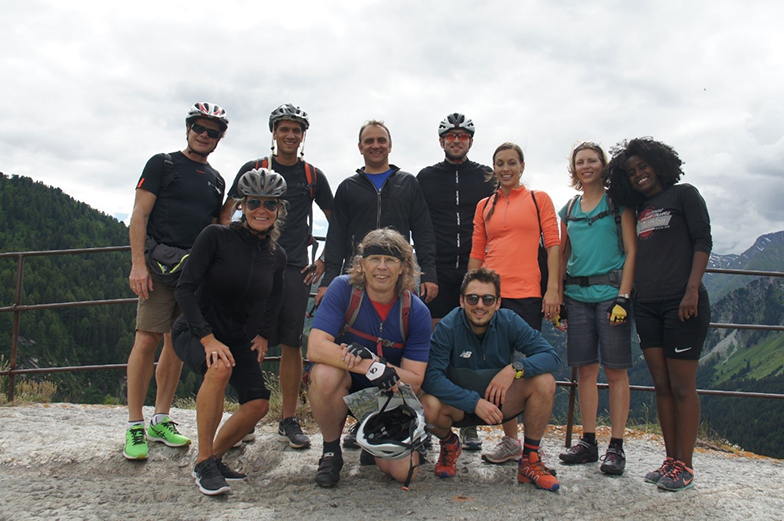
[
  {"xmin": 416, "ymin": 113, "xmax": 495, "ymax": 452},
  {"xmin": 221, "ymin": 104, "xmax": 334, "ymax": 449},
  {"xmin": 124, "ymin": 102, "xmax": 228, "ymax": 461}
]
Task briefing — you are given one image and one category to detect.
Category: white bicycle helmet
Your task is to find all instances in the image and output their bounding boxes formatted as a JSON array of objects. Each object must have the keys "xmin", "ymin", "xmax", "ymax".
[
  {"xmin": 186, "ymin": 102, "xmax": 229, "ymax": 130},
  {"xmin": 269, "ymin": 103, "xmax": 310, "ymax": 131},
  {"xmin": 356, "ymin": 397, "xmax": 427, "ymax": 460},
  {"xmin": 236, "ymin": 168, "xmax": 287, "ymax": 199},
  {"xmin": 437, "ymin": 112, "xmax": 475, "ymax": 137}
]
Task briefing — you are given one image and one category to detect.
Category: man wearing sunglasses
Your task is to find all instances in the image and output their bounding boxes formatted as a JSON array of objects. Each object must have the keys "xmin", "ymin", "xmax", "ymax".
[
  {"xmin": 222, "ymin": 104, "xmax": 334, "ymax": 450},
  {"xmin": 124, "ymin": 102, "xmax": 228, "ymax": 461},
  {"xmin": 416, "ymin": 112, "xmax": 496, "ymax": 452},
  {"xmin": 420, "ymin": 267, "xmax": 562, "ymax": 491}
]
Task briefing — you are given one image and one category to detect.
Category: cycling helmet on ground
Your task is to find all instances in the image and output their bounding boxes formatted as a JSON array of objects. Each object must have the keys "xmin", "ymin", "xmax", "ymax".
[
  {"xmin": 236, "ymin": 168, "xmax": 287, "ymax": 199},
  {"xmin": 269, "ymin": 103, "xmax": 310, "ymax": 131},
  {"xmin": 437, "ymin": 112, "xmax": 475, "ymax": 137},
  {"xmin": 356, "ymin": 396, "xmax": 428, "ymax": 460},
  {"xmin": 186, "ymin": 102, "xmax": 229, "ymax": 130}
]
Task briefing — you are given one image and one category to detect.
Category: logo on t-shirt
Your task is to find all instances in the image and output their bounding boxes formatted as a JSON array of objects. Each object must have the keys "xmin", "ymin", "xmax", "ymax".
[
  {"xmin": 459, "ymin": 351, "xmax": 472, "ymax": 359},
  {"xmin": 637, "ymin": 207, "xmax": 672, "ymax": 239}
]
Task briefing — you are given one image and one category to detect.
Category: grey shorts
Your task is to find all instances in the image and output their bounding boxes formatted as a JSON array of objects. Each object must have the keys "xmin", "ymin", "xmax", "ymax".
[
  {"xmin": 135, "ymin": 273, "xmax": 181, "ymax": 333},
  {"xmin": 565, "ymin": 296, "xmax": 632, "ymax": 369}
]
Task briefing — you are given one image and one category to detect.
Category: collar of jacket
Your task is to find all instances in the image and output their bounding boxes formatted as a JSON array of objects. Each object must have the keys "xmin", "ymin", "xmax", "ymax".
[{"xmin": 355, "ymin": 164, "xmax": 402, "ymax": 176}]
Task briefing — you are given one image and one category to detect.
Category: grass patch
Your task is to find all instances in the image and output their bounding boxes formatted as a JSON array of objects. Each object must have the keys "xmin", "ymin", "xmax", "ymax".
[{"xmin": 0, "ymin": 355, "xmax": 58, "ymax": 405}]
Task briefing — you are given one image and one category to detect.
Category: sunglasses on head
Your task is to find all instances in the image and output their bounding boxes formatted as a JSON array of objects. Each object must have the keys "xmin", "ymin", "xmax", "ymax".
[
  {"xmin": 245, "ymin": 199, "xmax": 279, "ymax": 211},
  {"xmin": 190, "ymin": 123, "xmax": 221, "ymax": 139},
  {"xmin": 444, "ymin": 132, "xmax": 471, "ymax": 143},
  {"xmin": 463, "ymin": 293, "xmax": 497, "ymax": 306}
]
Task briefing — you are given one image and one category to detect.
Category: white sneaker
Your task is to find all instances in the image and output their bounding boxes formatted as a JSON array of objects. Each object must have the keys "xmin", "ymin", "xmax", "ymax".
[{"xmin": 481, "ymin": 436, "xmax": 522, "ymax": 464}]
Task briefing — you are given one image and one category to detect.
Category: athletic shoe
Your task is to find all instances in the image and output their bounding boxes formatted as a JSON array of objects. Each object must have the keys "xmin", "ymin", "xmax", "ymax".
[
  {"xmin": 232, "ymin": 427, "xmax": 256, "ymax": 448},
  {"xmin": 359, "ymin": 449, "xmax": 376, "ymax": 466},
  {"xmin": 278, "ymin": 417, "xmax": 311, "ymax": 449},
  {"xmin": 558, "ymin": 438, "xmax": 598, "ymax": 464},
  {"xmin": 434, "ymin": 434, "xmax": 462, "ymax": 478},
  {"xmin": 657, "ymin": 460, "xmax": 695, "ymax": 492},
  {"xmin": 216, "ymin": 458, "xmax": 246, "ymax": 481},
  {"xmin": 481, "ymin": 436, "xmax": 522, "ymax": 464},
  {"xmin": 460, "ymin": 426, "xmax": 483, "ymax": 451},
  {"xmin": 146, "ymin": 417, "xmax": 191, "ymax": 447},
  {"xmin": 193, "ymin": 456, "xmax": 231, "ymax": 496},
  {"xmin": 315, "ymin": 452, "xmax": 343, "ymax": 487},
  {"xmin": 644, "ymin": 456, "xmax": 675, "ymax": 484},
  {"xmin": 343, "ymin": 423, "xmax": 359, "ymax": 449},
  {"xmin": 518, "ymin": 451, "xmax": 560, "ymax": 492},
  {"xmin": 600, "ymin": 446, "xmax": 626, "ymax": 475},
  {"xmin": 123, "ymin": 425, "xmax": 148, "ymax": 460}
]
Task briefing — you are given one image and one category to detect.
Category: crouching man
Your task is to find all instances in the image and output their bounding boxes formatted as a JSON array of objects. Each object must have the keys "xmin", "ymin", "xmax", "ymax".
[
  {"xmin": 420, "ymin": 267, "xmax": 562, "ymax": 491},
  {"xmin": 307, "ymin": 228, "xmax": 432, "ymax": 487}
]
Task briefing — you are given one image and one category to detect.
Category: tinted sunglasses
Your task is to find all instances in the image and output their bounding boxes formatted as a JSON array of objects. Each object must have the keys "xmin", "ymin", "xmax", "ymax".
[
  {"xmin": 246, "ymin": 199, "xmax": 279, "ymax": 211},
  {"xmin": 444, "ymin": 132, "xmax": 471, "ymax": 143},
  {"xmin": 190, "ymin": 123, "xmax": 221, "ymax": 139},
  {"xmin": 463, "ymin": 293, "xmax": 497, "ymax": 306}
]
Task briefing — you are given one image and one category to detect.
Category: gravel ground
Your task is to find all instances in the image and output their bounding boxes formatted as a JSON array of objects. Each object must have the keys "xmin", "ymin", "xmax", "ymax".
[{"xmin": 0, "ymin": 403, "xmax": 782, "ymax": 520}]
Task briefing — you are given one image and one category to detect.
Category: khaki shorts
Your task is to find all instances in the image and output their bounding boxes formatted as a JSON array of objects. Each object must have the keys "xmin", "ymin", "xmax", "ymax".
[{"xmin": 135, "ymin": 274, "xmax": 181, "ymax": 333}]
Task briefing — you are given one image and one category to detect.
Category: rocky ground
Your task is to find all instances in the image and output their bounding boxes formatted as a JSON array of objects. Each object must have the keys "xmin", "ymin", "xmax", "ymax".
[{"xmin": 0, "ymin": 403, "xmax": 782, "ymax": 520}]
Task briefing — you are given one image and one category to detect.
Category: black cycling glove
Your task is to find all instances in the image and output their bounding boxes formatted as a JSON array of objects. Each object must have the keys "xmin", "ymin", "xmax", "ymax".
[{"xmin": 365, "ymin": 361, "xmax": 400, "ymax": 391}]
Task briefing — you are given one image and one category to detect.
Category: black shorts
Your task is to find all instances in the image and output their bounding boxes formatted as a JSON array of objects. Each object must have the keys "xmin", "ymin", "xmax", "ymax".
[
  {"xmin": 501, "ymin": 297, "xmax": 543, "ymax": 331},
  {"xmin": 172, "ymin": 317, "xmax": 270, "ymax": 404},
  {"xmin": 634, "ymin": 291, "xmax": 710, "ymax": 360},
  {"xmin": 268, "ymin": 264, "xmax": 312, "ymax": 347},
  {"xmin": 453, "ymin": 409, "xmax": 523, "ymax": 428},
  {"xmin": 427, "ymin": 268, "xmax": 465, "ymax": 319}
]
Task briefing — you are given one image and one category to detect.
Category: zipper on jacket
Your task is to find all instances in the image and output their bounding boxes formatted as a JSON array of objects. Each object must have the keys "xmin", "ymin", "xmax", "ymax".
[{"xmin": 455, "ymin": 167, "xmax": 460, "ymax": 269}]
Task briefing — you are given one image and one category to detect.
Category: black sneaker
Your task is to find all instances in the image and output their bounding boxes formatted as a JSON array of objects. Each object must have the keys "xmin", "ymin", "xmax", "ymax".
[
  {"xmin": 192, "ymin": 456, "xmax": 231, "ymax": 496},
  {"xmin": 559, "ymin": 438, "xmax": 599, "ymax": 464},
  {"xmin": 600, "ymin": 447, "xmax": 626, "ymax": 475},
  {"xmin": 278, "ymin": 417, "xmax": 311, "ymax": 449},
  {"xmin": 343, "ymin": 423, "xmax": 359, "ymax": 449},
  {"xmin": 359, "ymin": 449, "xmax": 376, "ymax": 466},
  {"xmin": 315, "ymin": 452, "xmax": 344, "ymax": 487},
  {"xmin": 216, "ymin": 458, "xmax": 247, "ymax": 481}
]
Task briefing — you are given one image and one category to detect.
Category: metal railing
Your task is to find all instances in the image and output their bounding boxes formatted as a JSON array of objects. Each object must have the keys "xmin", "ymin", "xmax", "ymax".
[{"xmin": 2, "ymin": 247, "xmax": 784, "ymax": 443}]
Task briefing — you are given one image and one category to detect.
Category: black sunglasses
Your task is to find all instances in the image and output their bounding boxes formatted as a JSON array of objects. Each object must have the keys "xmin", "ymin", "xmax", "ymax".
[
  {"xmin": 463, "ymin": 293, "xmax": 497, "ymax": 306},
  {"xmin": 246, "ymin": 199, "xmax": 279, "ymax": 211},
  {"xmin": 190, "ymin": 123, "xmax": 221, "ymax": 139}
]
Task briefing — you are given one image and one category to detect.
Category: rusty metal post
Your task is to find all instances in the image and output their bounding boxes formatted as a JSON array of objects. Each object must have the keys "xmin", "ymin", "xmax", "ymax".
[
  {"xmin": 9, "ymin": 253, "xmax": 24, "ymax": 402},
  {"xmin": 564, "ymin": 366, "xmax": 578, "ymax": 448}
]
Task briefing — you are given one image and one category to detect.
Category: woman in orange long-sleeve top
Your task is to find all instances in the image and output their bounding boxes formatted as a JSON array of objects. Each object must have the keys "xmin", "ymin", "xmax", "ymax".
[{"xmin": 467, "ymin": 141, "xmax": 561, "ymax": 465}]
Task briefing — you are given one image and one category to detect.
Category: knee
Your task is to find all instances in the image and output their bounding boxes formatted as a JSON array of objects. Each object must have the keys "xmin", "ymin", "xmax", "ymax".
[
  {"xmin": 531, "ymin": 373, "xmax": 557, "ymax": 398},
  {"xmin": 204, "ymin": 364, "xmax": 232, "ymax": 386},
  {"xmin": 605, "ymin": 368, "xmax": 629, "ymax": 386},
  {"xmin": 133, "ymin": 331, "xmax": 163, "ymax": 353},
  {"xmin": 420, "ymin": 394, "xmax": 442, "ymax": 423},
  {"xmin": 578, "ymin": 364, "xmax": 600, "ymax": 382},
  {"xmin": 669, "ymin": 381, "xmax": 696, "ymax": 403},
  {"xmin": 309, "ymin": 363, "xmax": 346, "ymax": 395},
  {"xmin": 242, "ymin": 399, "xmax": 270, "ymax": 422}
]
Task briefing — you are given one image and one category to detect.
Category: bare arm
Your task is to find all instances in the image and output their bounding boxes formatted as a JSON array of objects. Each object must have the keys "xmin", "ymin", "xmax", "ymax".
[
  {"xmin": 542, "ymin": 244, "xmax": 562, "ymax": 318},
  {"xmin": 467, "ymin": 258, "xmax": 482, "ymax": 271},
  {"xmin": 128, "ymin": 189, "xmax": 157, "ymax": 299},
  {"xmin": 679, "ymin": 251, "xmax": 710, "ymax": 322},
  {"xmin": 218, "ymin": 199, "xmax": 235, "ymax": 226},
  {"xmin": 617, "ymin": 208, "xmax": 637, "ymax": 297}
]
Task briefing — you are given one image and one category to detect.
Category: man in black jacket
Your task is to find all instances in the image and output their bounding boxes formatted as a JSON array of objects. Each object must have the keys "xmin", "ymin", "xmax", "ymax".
[
  {"xmin": 416, "ymin": 113, "xmax": 496, "ymax": 452},
  {"xmin": 317, "ymin": 120, "xmax": 438, "ymax": 305}
]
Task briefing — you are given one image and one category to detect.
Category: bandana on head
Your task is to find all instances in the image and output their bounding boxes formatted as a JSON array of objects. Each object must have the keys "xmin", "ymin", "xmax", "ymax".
[{"xmin": 362, "ymin": 244, "xmax": 404, "ymax": 261}]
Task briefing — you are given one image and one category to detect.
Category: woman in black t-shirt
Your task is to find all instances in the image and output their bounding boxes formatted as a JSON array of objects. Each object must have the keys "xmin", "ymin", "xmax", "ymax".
[
  {"xmin": 606, "ymin": 138, "xmax": 712, "ymax": 493},
  {"xmin": 173, "ymin": 168, "xmax": 288, "ymax": 496}
]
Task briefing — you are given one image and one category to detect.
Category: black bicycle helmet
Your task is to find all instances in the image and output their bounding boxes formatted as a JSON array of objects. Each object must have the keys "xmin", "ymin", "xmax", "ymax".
[
  {"xmin": 186, "ymin": 102, "xmax": 229, "ymax": 131},
  {"xmin": 269, "ymin": 103, "xmax": 310, "ymax": 131},
  {"xmin": 437, "ymin": 112, "xmax": 475, "ymax": 137},
  {"xmin": 236, "ymin": 168, "xmax": 287, "ymax": 199}
]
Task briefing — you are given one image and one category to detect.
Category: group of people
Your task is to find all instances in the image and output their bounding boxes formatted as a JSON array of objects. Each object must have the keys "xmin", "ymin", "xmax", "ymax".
[{"xmin": 122, "ymin": 101, "xmax": 713, "ymax": 497}]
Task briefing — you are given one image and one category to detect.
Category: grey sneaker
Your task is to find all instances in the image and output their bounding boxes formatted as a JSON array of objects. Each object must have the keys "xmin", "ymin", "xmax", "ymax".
[
  {"xmin": 600, "ymin": 446, "xmax": 626, "ymax": 475},
  {"xmin": 558, "ymin": 438, "xmax": 599, "ymax": 464},
  {"xmin": 657, "ymin": 460, "xmax": 695, "ymax": 491},
  {"xmin": 645, "ymin": 457, "xmax": 675, "ymax": 484},
  {"xmin": 481, "ymin": 436, "xmax": 522, "ymax": 464},
  {"xmin": 460, "ymin": 426, "xmax": 483, "ymax": 451},
  {"xmin": 278, "ymin": 417, "xmax": 311, "ymax": 449}
]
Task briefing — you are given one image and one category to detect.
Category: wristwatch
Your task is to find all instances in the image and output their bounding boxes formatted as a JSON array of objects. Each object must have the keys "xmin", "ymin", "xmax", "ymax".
[{"xmin": 512, "ymin": 360, "xmax": 525, "ymax": 379}]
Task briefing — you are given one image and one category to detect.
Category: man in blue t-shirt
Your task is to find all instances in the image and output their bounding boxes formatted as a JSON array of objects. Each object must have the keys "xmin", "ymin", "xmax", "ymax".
[{"xmin": 308, "ymin": 228, "xmax": 432, "ymax": 488}]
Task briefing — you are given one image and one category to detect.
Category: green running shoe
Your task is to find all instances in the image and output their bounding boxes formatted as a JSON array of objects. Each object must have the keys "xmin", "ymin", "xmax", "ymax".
[
  {"xmin": 147, "ymin": 417, "xmax": 191, "ymax": 447},
  {"xmin": 123, "ymin": 425, "xmax": 149, "ymax": 460}
]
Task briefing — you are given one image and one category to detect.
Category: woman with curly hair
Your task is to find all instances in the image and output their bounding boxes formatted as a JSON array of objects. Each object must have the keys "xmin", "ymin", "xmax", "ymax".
[
  {"xmin": 468, "ymin": 142, "xmax": 561, "ymax": 465},
  {"xmin": 606, "ymin": 137, "xmax": 712, "ymax": 491},
  {"xmin": 557, "ymin": 142, "xmax": 636, "ymax": 476}
]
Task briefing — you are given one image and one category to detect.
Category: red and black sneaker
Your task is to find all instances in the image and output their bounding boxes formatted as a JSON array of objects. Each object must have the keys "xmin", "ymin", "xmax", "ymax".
[
  {"xmin": 434, "ymin": 433, "xmax": 462, "ymax": 478},
  {"xmin": 657, "ymin": 460, "xmax": 695, "ymax": 492}
]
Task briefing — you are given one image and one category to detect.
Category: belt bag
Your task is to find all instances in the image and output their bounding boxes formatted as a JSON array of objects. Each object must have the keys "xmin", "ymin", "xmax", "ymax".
[
  {"xmin": 145, "ymin": 236, "xmax": 190, "ymax": 288},
  {"xmin": 564, "ymin": 269, "xmax": 623, "ymax": 288}
]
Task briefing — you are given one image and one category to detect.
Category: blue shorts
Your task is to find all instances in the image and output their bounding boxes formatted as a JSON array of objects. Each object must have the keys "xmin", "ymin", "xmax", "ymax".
[
  {"xmin": 565, "ymin": 297, "xmax": 632, "ymax": 369},
  {"xmin": 634, "ymin": 291, "xmax": 710, "ymax": 361}
]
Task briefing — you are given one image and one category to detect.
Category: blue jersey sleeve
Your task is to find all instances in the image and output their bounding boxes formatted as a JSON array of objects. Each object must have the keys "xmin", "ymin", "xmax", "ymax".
[
  {"xmin": 401, "ymin": 296, "xmax": 432, "ymax": 363},
  {"xmin": 311, "ymin": 276, "xmax": 352, "ymax": 338}
]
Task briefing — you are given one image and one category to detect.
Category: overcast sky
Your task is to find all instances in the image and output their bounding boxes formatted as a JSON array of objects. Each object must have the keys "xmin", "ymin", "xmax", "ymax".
[{"xmin": 2, "ymin": 0, "xmax": 783, "ymax": 254}]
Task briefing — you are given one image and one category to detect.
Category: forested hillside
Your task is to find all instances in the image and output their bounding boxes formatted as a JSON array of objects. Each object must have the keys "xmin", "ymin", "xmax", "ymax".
[{"xmin": 0, "ymin": 174, "xmax": 140, "ymax": 402}]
